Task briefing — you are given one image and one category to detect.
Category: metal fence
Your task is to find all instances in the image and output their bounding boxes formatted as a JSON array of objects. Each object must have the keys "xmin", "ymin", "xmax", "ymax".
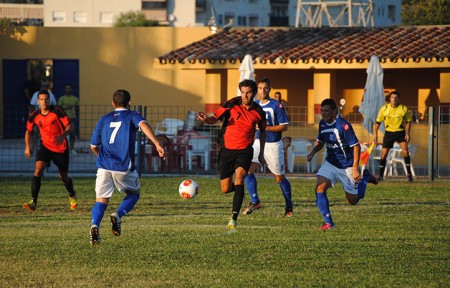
[{"xmin": 0, "ymin": 104, "xmax": 449, "ymax": 180}]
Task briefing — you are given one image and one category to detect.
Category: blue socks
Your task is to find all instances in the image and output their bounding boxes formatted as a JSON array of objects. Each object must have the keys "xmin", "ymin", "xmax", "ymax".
[
  {"xmin": 117, "ymin": 194, "xmax": 140, "ymax": 218},
  {"xmin": 279, "ymin": 178, "xmax": 293, "ymax": 208},
  {"xmin": 91, "ymin": 202, "xmax": 107, "ymax": 227},
  {"xmin": 316, "ymin": 192, "xmax": 334, "ymax": 226},
  {"xmin": 358, "ymin": 174, "xmax": 369, "ymax": 199},
  {"xmin": 245, "ymin": 174, "xmax": 260, "ymax": 204}
]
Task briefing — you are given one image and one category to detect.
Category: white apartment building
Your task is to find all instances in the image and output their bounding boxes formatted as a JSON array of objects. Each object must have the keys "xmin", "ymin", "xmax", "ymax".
[{"xmin": 0, "ymin": 0, "xmax": 401, "ymax": 27}]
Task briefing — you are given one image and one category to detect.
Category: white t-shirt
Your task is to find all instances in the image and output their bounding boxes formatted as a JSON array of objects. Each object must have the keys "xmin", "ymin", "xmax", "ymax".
[{"xmin": 30, "ymin": 90, "xmax": 57, "ymax": 109}]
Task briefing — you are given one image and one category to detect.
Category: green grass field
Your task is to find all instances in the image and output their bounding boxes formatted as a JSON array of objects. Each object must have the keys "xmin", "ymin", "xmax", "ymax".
[{"xmin": 0, "ymin": 176, "xmax": 448, "ymax": 287}]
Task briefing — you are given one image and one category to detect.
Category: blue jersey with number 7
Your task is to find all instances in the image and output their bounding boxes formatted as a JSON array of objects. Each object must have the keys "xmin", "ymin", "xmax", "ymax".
[{"xmin": 90, "ymin": 108, "xmax": 145, "ymax": 172}]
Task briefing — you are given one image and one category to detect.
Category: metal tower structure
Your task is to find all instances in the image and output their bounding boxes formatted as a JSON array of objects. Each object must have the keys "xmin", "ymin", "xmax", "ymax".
[{"xmin": 295, "ymin": 0, "xmax": 374, "ymax": 28}]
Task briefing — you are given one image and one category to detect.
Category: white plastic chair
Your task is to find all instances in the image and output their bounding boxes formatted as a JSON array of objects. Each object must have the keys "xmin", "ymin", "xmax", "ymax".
[
  {"xmin": 288, "ymin": 138, "xmax": 316, "ymax": 173},
  {"xmin": 388, "ymin": 144, "xmax": 417, "ymax": 177},
  {"xmin": 155, "ymin": 118, "xmax": 184, "ymax": 138},
  {"xmin": 187, "ymin": 137, "xmax": 211, "ymax": 171}
]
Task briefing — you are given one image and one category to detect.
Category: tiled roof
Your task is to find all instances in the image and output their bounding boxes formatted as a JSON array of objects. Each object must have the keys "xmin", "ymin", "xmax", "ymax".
[{"xmin": 157, "ymin": 26, "xmax": 450, "ymax": 65}]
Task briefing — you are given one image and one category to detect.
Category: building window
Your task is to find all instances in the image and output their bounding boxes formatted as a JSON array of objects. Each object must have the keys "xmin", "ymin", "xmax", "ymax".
[
  {"xmin": 388, "ymin": 5, "xmax": 396, "ymax": 22},
  {"xmin": 237, "ymin": 16, "xmax": 247, "ymax": 26},
  {"xmin": 52, "ymin": 11, "xmax": 66, "ymax": 23},
  {"xmin": 142, "ymin": 0, "xmax": 167, "ymax": 9},
  {"xmin": 249, "ymin": 16, "xmax": 259, "ymax": 26},
  {"xmin": 224, "ymin": 14, "xmax": 234, "ymax": 26},
  {"xmin": 100, "ymin": 12, "xmax": 113, "ymax": 24},
  {"xmin": 73, "ymin": 11, "xmax": 87, "ymax": 23}
]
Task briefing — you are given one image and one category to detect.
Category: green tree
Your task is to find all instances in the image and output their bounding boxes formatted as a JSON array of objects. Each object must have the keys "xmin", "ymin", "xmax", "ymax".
[
  {"xmin": 402, "ymin": 0, "xmax": 450, "ymax": 25},
  {"xmin": 114, "ymin": 10, "xmax": 159, "ymax": 27}
]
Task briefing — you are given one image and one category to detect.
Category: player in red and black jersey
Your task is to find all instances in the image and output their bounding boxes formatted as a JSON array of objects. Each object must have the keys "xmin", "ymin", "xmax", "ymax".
[
  {"xmin": 197, "ymin": 79, "xmax": 267, "ymax": 230},
  {"xmin": 23, "ymin": 90, "xmax": 77, "ymax": 211}
]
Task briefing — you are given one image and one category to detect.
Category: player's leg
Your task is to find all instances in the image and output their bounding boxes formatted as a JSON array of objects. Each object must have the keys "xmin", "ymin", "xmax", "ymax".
[
  {"xmin": 398, "ymin": 140, "xmax": 413, "ymax": 182},
  {"xmin": 219, "ymin": 148, "xmax": 236, "ymax": 194},
  {"xmin": 315, "ymin": 161, "xmax": 335, "ymax": 230},
  {"xmin": 110, "ymin": 170, "xmax": 141, "ymax": 236},
  {"xmin": 24, "ymin": 147, "xmax": 51, "ymax": 211},
  {"xmin": 90, "ymin": 169, "xmax": 113, "ymax": 244},
  {"xmin": 270, "ymin": 141, "xmax": 293, "ymax": 217},
  {"xmin": 229, "ymin": 166, "xmax": 247, "ymax": 229},
  {"xmin": 244, "ymin": 139, "xmax": 261, "ymax": 213},
  {"xmin": 53, "ymin": 149, "xmax": 77, "ymax": 209}
]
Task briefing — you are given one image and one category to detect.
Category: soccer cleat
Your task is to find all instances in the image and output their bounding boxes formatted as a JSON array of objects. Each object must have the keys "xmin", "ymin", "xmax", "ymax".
[
  {"xmin": 242, "ymin": 202, "xmax": 262, "ymax": 215},
  {"xmin": 110, "ymin": 213, "xmax": 122, "ymax": 236},
  {"xmin": 90, "ymin": 225, "xmax": 101, "ymax": 245},
  {"xmin": 407, "ymin": 175, "xmax": 413, "ymax": 182},
  {"xmin": 227, "ymin": 219, "xmax": 237, "ymax": 230},
  {"xmin": 69, "ymin": 196, "xmax": 77, "ymax": 210},
  {"xmin": 23, "ymin": 200, "xmax": 36, "ymax": 211},
  {"xmin": 320, "ymin": 223, "xmax": 335, "ymax": 231},
  {"xmin": 378, "ymin": 176, "xmax": 384, "ymax": 182},
  {"xmin": 284, "ymin": 206, "xmax": 294, "ymax": 218},
  {"xmin": 363, "ymin": 169, "xmax": 378, "ymax": 185}
]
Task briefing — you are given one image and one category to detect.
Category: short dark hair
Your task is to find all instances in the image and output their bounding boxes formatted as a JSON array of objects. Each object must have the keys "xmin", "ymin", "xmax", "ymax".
[
  {"xmin": 257, "ymin": 77, "xmax": 271, "ymax": 87},
  {"xmin": 113, "ymin": 89, "xmax": 131, "ymax": 108},
  {"xmin": 321, "ymin": 98, "xmax": 337, "ymax": 110},
  {"xmin": 37, "ymin": 89, "xmax": 49, "ymax": 97},
  {"xmin": 238, "ymin": 79, "xmax": 257, "ymax": 95},
  {"xmin": 390, "ymin": 90, "xmax": 400, "ymax": 98}
]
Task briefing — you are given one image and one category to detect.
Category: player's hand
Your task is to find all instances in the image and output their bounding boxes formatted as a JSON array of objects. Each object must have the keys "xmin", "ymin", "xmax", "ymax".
[
  {"xmin": 306, "ymin": 152, "xmax": 314, "ymax": 162},
  {"xmin": 156, "ymin": 146, "xmax": 166, "ymax": 160},
  {"xmin": 56, "ymin": 135, "xmax": 65, "ymax": 145},
  {"xmin": 258, "ymin": 154, "xmax": 266, "ymax": 167},
  {"xmin": 353, "ymin": 168, "xmax": 361, "ymax": 182},
  {"xmin": 405, "ymin": 133, "xmax": 410, "ymax": 143},
  {"xmin": 24, "ymin": 147, "xmax": 32, "ymax": 159},
  {"xmin": 197, "ymin": 112, "xmax": 206, "ymax": 122}
]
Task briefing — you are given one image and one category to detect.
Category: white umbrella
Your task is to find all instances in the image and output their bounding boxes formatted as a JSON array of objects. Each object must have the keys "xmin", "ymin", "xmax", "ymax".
[
  {"xmin": 359, "ymin": 55, "xmax": 385, "ymax": 134},
  {"xmin": 237, "ymin": 54, "xmax": 255, "ymax": 96}
]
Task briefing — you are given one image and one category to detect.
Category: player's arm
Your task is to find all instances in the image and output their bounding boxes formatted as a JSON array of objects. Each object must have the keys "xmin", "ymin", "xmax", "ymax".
[
  {"xmin": 24, "ymin": 130, "xmax": 33, "ymax": 159},
  {"xmin": 139, "ymin": 121, "xmax": 165, "ymax": 159},
  {"xmin": 258, "ymin": 121, "xmax": 267, "ymax": 166},
  {"xmin": 56, "ymin": 123, "xmax": 73, "ymax": 145},
  {"xmin": 90, "ymin": 145, "xmax": 99, "ymax": 157},
  {"xmin": 307, "ymin": 140, "xmax": 324, "ymax": 162},
  {"xmin": 197, "ymin": 112, "xmax": 218, "ymax": 125},
  {"xmin": 352, "ymin": 144, "xmax": 361, "ymax": 181},
  {"xmin": 404, "ymin": 121, "xmax": 411, "ymax": 142}
]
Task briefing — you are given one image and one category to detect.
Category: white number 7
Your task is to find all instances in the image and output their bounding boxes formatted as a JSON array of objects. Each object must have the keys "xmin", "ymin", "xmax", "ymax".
[{"xmin": 109, "ymin": 122, "xmax": 122, "ymax": 144}]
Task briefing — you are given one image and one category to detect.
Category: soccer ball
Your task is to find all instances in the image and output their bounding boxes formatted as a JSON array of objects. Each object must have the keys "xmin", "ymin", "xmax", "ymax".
[{"xmin": 178, "ymin": 179, "xmax": 199, "ymax": 199}]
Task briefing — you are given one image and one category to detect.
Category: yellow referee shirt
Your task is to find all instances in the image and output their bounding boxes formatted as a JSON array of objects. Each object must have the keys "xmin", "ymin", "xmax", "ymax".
[{"xmin": 376, "ymin": 104, "xmax": 412, "ymax": 132}]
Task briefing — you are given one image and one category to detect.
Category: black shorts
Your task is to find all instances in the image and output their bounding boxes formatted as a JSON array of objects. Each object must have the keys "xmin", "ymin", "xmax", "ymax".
[
  {"xmin": 219, "ymin": 146, "xmax": 253, "ymax": 180},
  {"xmin": 36, "ymin": 145, "xmax": 70, "ymax": 172},
  {"xmin": 383, "ymin": 130, "xmax": 406, "ymax": 149}
]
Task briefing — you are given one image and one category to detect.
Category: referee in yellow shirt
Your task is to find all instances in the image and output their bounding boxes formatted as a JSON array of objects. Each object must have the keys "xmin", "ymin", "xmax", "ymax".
[{"xmin": 373, "ymin": 91, "xmax": 413, "ymax": 182}]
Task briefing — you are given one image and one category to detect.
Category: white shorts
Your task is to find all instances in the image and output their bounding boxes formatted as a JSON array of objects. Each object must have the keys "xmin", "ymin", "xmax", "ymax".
[
  {"xmin": 95, "ymin": 168, "xmax": 140, "ymax": 199},
  {"xmin": 252, "ymin": 139, "xmax": 285, "ymax": 175},
  {"xmin": 316, "ymin": 160, "xmax": 358, "ymax": 194}
]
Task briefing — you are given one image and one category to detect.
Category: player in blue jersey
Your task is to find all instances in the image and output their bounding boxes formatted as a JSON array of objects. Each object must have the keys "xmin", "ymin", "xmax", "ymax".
[
  {"xmin": 89, "ymin": 89, "xmax": 165, "ymax": 244},
  {"xmin": 243, "ymin": 77, "xmax": 293, "ymax": 217},
  {"xmin": 307, "ymin": 99, "xmax": 378, "ymax": 231}
]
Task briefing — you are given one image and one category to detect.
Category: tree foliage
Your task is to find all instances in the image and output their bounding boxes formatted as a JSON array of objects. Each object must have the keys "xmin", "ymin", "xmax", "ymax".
[
  {"xmin": 402, "ymin": 0, "xmax": 450, "ymax": 25},
  {"xmin": 114, "ymin": 10, "xmax": 159, "ymax": 27}
]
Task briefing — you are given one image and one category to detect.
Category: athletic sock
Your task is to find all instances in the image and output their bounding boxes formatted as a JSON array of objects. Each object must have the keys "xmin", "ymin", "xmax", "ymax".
[
  {"xmin": 379, "ymin": 159, "xmax": 386, "ymax": 178},
  {"xmin": 245, "ymin": 174, "xmax": 260, "ymax": 204},
  {"xmin": 279, "ymin": 178, "xmax": 293, "ymax": 208},
  {"xmin": 31, "ymin": 176, "xmax": 41, "ymax": 203},
  {"xmin": 117, "ymin": 193, "xmax": 140, "ymax": 218},
  {"xmin": 357, "ymin": 178, "xmax": 368, "ymax": 200},
  {"xmin": 404, "ymin": 156, "xmax": 412, "ymax": 176},
  {"xmin": 231, "ymin": 185, "xmax": 245, "ymax": 221},
  {"xmin": 91, "ymin": 202, "xmax": 107, "ymax": 228},
  {"xmin": 315, "ymin": 192, "xmax": 334, "ymax": 226},
  {"xmin": 64, "ymin": 177, "xmax": 76, "ymax": 197}
]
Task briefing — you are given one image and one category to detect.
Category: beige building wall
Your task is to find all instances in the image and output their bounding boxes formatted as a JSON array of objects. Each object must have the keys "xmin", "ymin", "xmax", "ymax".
[{"xmin": 0, "ymin": 26, "xmax": 212, "ymax": 111}]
